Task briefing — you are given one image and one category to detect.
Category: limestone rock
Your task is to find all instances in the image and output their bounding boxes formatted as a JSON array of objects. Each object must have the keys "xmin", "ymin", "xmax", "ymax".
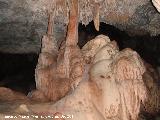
[{"xmin": 1, "ymin": 0, "xmax": 160, "ymax": 53}]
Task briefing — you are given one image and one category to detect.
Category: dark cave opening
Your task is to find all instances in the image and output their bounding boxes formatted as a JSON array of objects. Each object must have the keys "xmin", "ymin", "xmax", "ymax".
[
  {"xmin": 0, "ymin": 53, "xmax": 38, "ymax": 95},
  {"xmin": 78, "ymin": 21, "xmax": 160, "ymax": 68}
]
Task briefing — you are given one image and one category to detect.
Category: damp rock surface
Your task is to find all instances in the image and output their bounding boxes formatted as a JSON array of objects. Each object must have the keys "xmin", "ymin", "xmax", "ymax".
[{"xmin": 0, "ymin": 0, "xmax": 160, "ymax": 53}]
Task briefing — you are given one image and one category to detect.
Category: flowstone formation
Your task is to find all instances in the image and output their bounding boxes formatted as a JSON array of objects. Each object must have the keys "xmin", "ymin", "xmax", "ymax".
[
  {"xmin": 0, "ymin": 0, "xmax": 160, "ymax": 119},
  {"xmin": 27, "ymin": 36, "xmax": 149, "ymax": 120},
  {"xmin": 20, "ymin": 0, "xmax": 160, "ymax": 119},
  {"xmin": 1, "ymin": 33, "xmax": 160, "ymax": 119}
]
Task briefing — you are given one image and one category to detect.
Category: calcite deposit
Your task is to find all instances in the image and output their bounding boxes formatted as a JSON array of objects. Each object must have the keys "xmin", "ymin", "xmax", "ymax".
[
  {"xmin": 0, "ymin": 0, "xmax": 160, "ymax": 120},
  {"xmin": 0, "ymin": 0, "xmax": 160, "ymax": 53}
]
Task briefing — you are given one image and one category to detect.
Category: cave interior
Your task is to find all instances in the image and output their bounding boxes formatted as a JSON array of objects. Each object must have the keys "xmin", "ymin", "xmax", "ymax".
[
  {"xmin": 1, "ymin": 21, "xmax": 160, "ymax": 95},
  {"xmin": 1, "ymin": 0, "xmax": 160, "ymax": 119}
]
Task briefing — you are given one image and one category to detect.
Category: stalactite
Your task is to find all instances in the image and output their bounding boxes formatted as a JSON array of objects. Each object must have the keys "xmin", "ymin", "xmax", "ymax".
[{"xmin": 93, "ymin": 3, "xmax": 100, "ymax": 31}]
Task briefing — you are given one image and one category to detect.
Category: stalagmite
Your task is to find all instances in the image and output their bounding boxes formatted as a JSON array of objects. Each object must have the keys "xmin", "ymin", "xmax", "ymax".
[
  {"xmin": 31, "ymin": 0, "xmax": 84, "ymax": 102},
  {"xmin": 63, "ymin": 0, "xmax": 84, "ymax": 82}
]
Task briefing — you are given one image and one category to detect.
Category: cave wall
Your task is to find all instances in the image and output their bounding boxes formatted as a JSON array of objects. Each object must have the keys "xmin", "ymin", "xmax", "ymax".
[{"xmin": 0, "ymin": 0, "xmax": 160, "ymax": 53}]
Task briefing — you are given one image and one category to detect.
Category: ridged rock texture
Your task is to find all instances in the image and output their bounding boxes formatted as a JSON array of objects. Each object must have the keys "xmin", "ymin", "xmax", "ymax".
[
  {"xmin": 27, "ymin": 36, "xmax": 148, "ymax": 120},
  {"xmin": 152, "ymin": 0, "xmax": 160, "ymax": 12},
  {"xmin": 0, "ymin": 0, "xmax": 160, "ymax": 53},
  {"xmin": 0, "ymin": 34, "xmax": 160, "ymax": 119},
  {"xmin": 29, "ymin": 0, "xmax": 85, "ymax": 102},
  {"xmin": 0, "ymin": 0, "xmax": 160, "ymax": 119}
]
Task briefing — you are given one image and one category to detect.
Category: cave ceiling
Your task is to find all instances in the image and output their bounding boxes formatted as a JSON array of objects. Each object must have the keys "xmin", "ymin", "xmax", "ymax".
[{"xmin": 0, "ymin": 0, "xmax": 160, "ymax": 53}]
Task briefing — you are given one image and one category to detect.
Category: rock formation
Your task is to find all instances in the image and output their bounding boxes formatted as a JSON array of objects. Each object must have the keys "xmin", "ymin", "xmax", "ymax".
[
  {"xmin": 1, "ymin": 34, "xmax": 160, "ymax": 120},
  {"xmin": 0, "ymin": 0, "xmax": 160, "ymax": 53},
  {"xmin": 0, "ymin": 0, "xmax": 160, "ymax": 119},
  {"xmin": 141, "ymin": 62, "xmax": 160, "ymax": 115},
  {"xmin": 27, "ymin": 0, "xmax": 160, "ymax": 116},
  {"xmin": 27, "ymin": 37, "xmax": 148, "ymax": 120},
  {"xmin": 152, "ymin": 0, "xmax": 160, "ymax": 12},
  {"xmin": 0, "ymin": 87, "xmax": 29, "ymax": 103},
  {"xmin": 29, "ymin": 0, "xmax": 84, "ymax": 102}
]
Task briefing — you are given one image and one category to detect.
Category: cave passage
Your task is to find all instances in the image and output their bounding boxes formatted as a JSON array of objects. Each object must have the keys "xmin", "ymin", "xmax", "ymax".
[{"xmin": 78, "ymin": 21, "xmax": 160, "ymax": 67}]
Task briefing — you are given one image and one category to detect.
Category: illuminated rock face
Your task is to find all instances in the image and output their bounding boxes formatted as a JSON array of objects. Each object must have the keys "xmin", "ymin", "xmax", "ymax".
[
  {"xmin": 29, "ymin": 33, "xmax": 148, "ymax": 120},
  {"xmin": 30, "ymin": 2, "xmax": 148, "ymax": 116},
  {"xmin": 30, "ymin": 0, "xmax": 85, "ymax": 102},
  {"xmin": 1, "ymin": 0, "xmax": 160, "ymax": 119},
  {"xmin": 1, "ymin": 32, "xmax": 159, "ymax": 119},
  {"xmin": 0, "ymin": 0, "xmax": 160, "ymax": 53},
  {"xmin": 152, "ymin": 0, "xmax": 160, "ymax": 12},
  {"xmin": 29, "ymin": 1, "xmax": 160, "ymax": 119}
]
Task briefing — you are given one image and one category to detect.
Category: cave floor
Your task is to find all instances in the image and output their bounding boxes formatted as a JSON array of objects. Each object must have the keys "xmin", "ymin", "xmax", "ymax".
[{"xmin": 0, "ymin": 100, "xmax": 159, "ymax": 120}]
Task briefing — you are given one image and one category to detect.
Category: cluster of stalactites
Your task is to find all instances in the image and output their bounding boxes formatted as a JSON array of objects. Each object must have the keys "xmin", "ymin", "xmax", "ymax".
[
  {"xmin": 48, "ymin": 0, "xmax": 104, "ymax": 31},
  {"xmin": 48, "ymin": 0, "xmax": 147, "ymax": 31}
]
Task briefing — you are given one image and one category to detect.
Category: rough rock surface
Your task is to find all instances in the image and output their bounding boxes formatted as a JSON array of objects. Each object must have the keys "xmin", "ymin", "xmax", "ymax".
[
  {"xmin": 152, "ymin": 0, "xmax": 160, "ymax": 12},
  {"xmin": 31, "ymin": 0, "xmax": 85, "ymax": 102},
  {"xmin": 0, "ymin": 0, "xmax": 160, "ymax": 53},
  {"xmin": 27, "ymin": 39, "xmax": 147, "ymax": 120},
  {"xmin": 0, "ymin": 35, "xmax": 160, "ymax": 119}
]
